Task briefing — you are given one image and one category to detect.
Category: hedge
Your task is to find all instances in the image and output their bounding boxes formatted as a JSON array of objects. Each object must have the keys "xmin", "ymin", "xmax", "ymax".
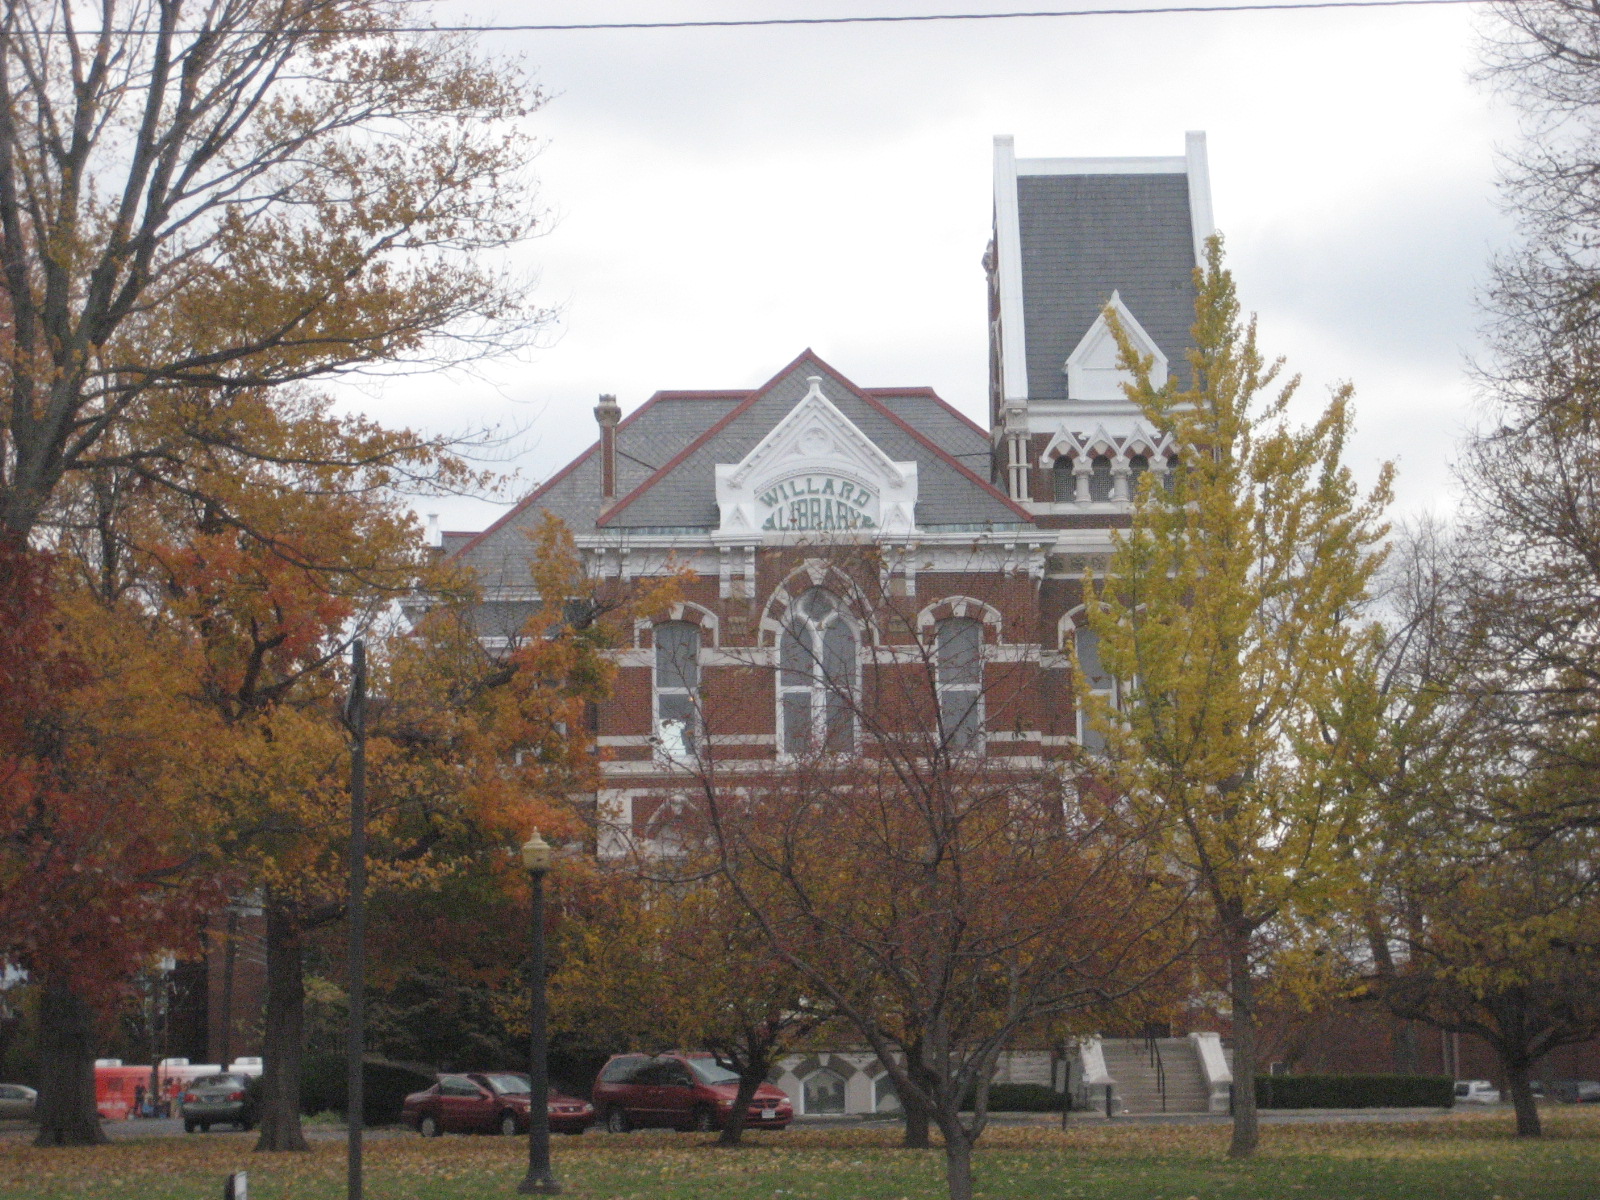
[
  {"xmin": 1255, "ymin": 1074, "xmax": 1455, "ymax": 1109},
  {"xmin": 959, "ymin": 1083, "xmax": 1067, "ymax": 1112},
  {"xmin": 301, "ymin": 1054, "xmax": 436, "ymax": 1125}
]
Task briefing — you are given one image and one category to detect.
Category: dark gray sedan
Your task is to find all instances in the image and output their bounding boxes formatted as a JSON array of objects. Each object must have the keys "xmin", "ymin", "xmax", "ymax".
[
  {"xmin": 0, "ymin": 1084, "xmax": 35, "ymax": 1119},
  {"xmin": 179, "ymin": 1074, "xmax": 256, "ymax": 1132}
]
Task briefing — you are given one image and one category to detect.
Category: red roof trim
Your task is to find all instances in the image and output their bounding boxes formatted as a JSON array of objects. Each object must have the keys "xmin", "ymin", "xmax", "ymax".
[
  {"xmin": 448, "ymin": 389, "xmax": 748, "ymax": 559},
  {"xmin": 599, "ymin": 349, "xmax": 1033, "ymax": 527}
]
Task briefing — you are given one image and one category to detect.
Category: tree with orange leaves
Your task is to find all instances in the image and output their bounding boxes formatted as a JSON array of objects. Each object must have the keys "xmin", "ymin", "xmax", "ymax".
[{"xmin": 0, "ymin": 541, "xmax": 226, "ymax": 1145}]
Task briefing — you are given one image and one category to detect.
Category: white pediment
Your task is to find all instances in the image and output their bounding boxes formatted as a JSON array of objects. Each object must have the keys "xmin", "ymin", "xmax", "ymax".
[
  {"xmin": 715, "ymin": 376, "xmax": 918, "ymax": 537},
  {"xmin": 1064, "ymin": 291, "xmax": 1168, "ymax": 402}
]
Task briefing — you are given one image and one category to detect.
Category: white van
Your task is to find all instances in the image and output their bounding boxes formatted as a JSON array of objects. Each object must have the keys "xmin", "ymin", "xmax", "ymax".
[{"xmin": 1455, "ymin": 1080, "xmax": 1501, "ymax": 1104}]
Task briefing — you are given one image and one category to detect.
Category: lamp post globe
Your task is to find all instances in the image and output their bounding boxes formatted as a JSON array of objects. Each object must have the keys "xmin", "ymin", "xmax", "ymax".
[{"xmin": 517, "ymin": 829, "xmax": 560, "ymax": 1195}]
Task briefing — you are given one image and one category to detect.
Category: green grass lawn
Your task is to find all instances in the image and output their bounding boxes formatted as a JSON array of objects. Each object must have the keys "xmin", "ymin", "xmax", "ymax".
[{"xmin": 4, "ymin": 1110, "xmax": 1599, "ymax": 1199}]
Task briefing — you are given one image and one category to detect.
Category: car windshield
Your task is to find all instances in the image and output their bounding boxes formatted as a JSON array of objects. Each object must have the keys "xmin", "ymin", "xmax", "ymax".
[
  {"xmin": 195, "ymin": 1076, "xmax": 243, "ymax": 1089},
  {"xmin": 686, "ymin": 1059, "xmax": 741, "ymax": 1086},
  {"xmin": 1454, "ymin": 1084, "xmax": 1469, "ymax": 1096},
  {"xmin": 484, "ymin": 1075, "xmax": 532, "ymax": 1095}
]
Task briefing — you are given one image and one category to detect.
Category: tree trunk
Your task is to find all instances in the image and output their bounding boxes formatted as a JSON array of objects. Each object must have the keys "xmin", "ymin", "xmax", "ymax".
[
  {"xmin": 33, "ymin": 980, "xmax": 107, "ymax": 1146},
  {"xmin": 1392, "ymin": 1019, "xmax": 1419, "ymax": 1075},
  {"xmin": 900, "ymin": 1050, "xmax": 935, "ymax": 1148},
  {"xmin": 1226, "ymin": 928, "xmax": 1259, "ymax": 1160},
  {"xmin": 717, "ymin": 1057, "xmax": 767, "ymax": 1147},
  {"xmin": 254, "ymin": 901, "xmax": 309, "ymax": 1152},
  {"xmin": 934, "ymin": 1113, "xmax": 975, "ymax": 1200},
  {"xmin": 1501, "ymin": 1053, "xmax": 1541, "ymax": 1138}
]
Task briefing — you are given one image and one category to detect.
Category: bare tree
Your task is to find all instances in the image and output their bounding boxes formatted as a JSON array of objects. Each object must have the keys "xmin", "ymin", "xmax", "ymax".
[{"xmin": 638, "ymin": 544, "xmax": 1190, "ymax": 1200}]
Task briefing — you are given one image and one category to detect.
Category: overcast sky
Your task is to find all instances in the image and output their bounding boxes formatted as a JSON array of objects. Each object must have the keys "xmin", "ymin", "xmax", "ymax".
[{"xmin": 367, "ymin": 0, "xmax": 1520, "ymax": 534}]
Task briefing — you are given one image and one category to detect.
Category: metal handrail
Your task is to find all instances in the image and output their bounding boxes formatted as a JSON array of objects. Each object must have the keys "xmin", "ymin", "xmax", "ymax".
[{"xmin": 1145, "ymin": 1036, "xmax": 1167, "ymax": 1113}]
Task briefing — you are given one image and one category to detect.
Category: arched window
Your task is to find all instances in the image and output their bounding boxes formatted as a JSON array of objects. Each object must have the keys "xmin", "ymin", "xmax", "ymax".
[
  {"xmin": 1074, "ymin": 623, "xmax": 1117, "ymax": 753},
  {"xmin": 935, "ymin": 616, "xmax": 984, "ymax": 755},
  {"xmin": 873, "ymin": 1073, "xmax": 901, "ymax": 1113},
  {"xmin": 654, "ymin": 621, "xmax": 700, "ymax": 761},
  {"xmin": 1052, "ymin": 456, "xmax": 1077, "ymax": 503},
  {"xmin": 1087, "ymin": 455, "xmax": 1115, "ymax": 502},
  {"xmin": 802, "ymin": 1067, "xmax": 847, "ymax": 1115},
  {"xmin": 779, "ymin": 589, "xmax": 857, "ymax": 755},
  {"xmin": 1128, "ymin": 454, "xmax": 1150, "ymax": 496}
]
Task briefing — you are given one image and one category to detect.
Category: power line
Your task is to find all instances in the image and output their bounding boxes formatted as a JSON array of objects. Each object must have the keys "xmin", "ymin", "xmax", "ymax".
[{"xmin": 15, "ymin": 0, "xmax": 1487, "ymax": 37}]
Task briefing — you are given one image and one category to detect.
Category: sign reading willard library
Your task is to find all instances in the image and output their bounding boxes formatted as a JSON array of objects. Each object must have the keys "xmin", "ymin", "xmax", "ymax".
[{"xmin": 757, "ymin": 473, "xmax": 878, "ymax": 531}]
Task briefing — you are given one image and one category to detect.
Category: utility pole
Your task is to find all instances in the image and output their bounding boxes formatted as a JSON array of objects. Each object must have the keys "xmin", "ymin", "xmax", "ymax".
[{"xmin": 345, "ymin": 639, "xmax": 368, "ymax": 1200}]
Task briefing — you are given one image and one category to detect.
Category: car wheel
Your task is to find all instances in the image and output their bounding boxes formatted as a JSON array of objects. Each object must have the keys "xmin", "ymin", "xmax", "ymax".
[
  {"xmin": 237, "ymin": 1118, "xmax": 253, "ymax": 1132},
  {"xmin": 419, "ymin": 1114, "xmax": 441, "ymax": 1138},
  {"xmin": 199, "ymin": 1122, "xmax": 210, "ymax": 1133},
  {"xmin": 604, "ymin": 1107, "xmax": 631, "ymax": 1134},
  {"xmin": 691, "ymin": 1106, "xmax": 718, "ymax": 1133},
  {"xmin": 183, "ymin": 1120, "xmax": 197, "ymax": 1134},
  {"xmin": 499, "ymin": 1111, "xmax": 519, "ymax": 1137}
]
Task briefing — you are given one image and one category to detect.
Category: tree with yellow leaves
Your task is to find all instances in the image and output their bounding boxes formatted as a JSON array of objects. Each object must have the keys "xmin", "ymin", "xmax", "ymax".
[{"xmin": 1084, "ymin": 236, "xmax": 1394, "ymax": 1159}]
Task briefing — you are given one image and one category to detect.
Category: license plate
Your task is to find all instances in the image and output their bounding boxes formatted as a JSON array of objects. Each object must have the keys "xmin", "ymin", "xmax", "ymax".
[{"xmin": 762, "ymin": 1109, "xmax": 775, "ymax": 1118}]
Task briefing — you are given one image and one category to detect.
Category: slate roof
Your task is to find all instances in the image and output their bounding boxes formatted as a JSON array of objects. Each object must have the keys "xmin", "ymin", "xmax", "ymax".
[
  {"xmin": 599, "ymin": 352, "xmax": 1027, "ymax": 530},
  {"xmin": 450, "ymin": 353, "xmax": 1029, "ymax": 586},
  {"xmin": 452, "ymin": 391, "xmax": 746, "ymax": 590},
  {"xmin": 1015, "ymin": 171, "xmax": 1198, "ymax": 402}
]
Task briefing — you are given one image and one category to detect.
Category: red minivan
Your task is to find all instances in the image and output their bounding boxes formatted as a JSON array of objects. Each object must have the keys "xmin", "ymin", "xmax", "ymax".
[{"xmin": 592, "ymin": 1053, "xmax": 793, "ymax": 1133}]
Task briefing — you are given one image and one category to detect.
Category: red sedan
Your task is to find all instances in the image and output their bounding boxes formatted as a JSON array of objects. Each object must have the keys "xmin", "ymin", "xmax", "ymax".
[{"xmin": 401, "ymin": 1073, "xmax": 594, "ymax": 1137}]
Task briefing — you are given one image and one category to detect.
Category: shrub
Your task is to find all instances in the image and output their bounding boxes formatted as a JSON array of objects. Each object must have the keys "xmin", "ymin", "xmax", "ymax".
[
  {"xmin": 959, "ymin": 1082, "xmax": 1067, "ymax": 1112},
  {"xmin": 300, "ymin": 1054, "xmax": 435, "ymax": 1125},
  {"xmin": 1255, "ymin": 1074, "xmax": 1454, "ymax": 1109}
]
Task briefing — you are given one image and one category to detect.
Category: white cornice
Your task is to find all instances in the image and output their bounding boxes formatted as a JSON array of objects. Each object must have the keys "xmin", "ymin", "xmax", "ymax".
[
  {"xmin": 1185, "ymin": 131, "xmax": 1215, "ymax": 267},
  {"xmin": 993, "ymin": 135, "xmax": 1028, "ymax": 405}
]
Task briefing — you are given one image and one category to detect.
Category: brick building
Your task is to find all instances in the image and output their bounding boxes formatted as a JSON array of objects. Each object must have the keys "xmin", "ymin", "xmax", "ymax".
[
  {"xmin": 446, "ymin": 134, "xmax": 1214, "ymax": 854},
  {"xmin": 433, "ymin": 132, "xmax": 1600, "ymax": 1113}
]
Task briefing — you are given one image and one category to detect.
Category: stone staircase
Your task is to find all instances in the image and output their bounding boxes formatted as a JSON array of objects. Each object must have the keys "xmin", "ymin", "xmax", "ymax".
[{"xmin": 1098, "ymin": 1038, "xmax": 1213, "ymax": 1114}]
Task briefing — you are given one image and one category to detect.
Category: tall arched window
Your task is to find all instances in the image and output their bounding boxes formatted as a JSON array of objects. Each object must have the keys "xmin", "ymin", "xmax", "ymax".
[
  {"xmin": 935, "ymin": 616, "xmax": 984, "ymax": 755},
  {"xmin": 654, "ymin": 621, "xmax": 700, "ymax": 760},
  {"xmin": 1087, "ymin": 455, "xmax": 1115, "ymax": 502},
  {"xmin": 1052, "ymin": 456, "xmax": 1077, "ymax": 503},
  {"xmin": 779, "ymin": 588, "xmax": 857, "ymax": 755},
  {"xmin": 1128, "ymin": 453, "xmax": 1150, "ymax": 496},
  {"xmin": 1073, "ymin": 623, "xmax": 1117, "ymax": 753}
]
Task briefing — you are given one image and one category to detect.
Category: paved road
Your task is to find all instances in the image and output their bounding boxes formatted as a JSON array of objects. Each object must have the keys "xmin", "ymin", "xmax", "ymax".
[{"xmin": 2, "ymin": 1105, "xmax": 1476, "ymax": 1142}]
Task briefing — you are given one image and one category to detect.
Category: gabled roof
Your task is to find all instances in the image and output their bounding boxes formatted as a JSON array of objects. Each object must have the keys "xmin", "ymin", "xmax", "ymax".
[{"xmin": 598, "ymin": 350, "xmax": 1030, "ymax": 529}]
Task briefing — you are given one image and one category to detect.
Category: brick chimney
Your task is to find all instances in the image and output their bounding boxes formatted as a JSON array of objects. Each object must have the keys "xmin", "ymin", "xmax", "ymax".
[{"xmin": 595, "ymin": 394, "xmax": 621, "ymax": 511}]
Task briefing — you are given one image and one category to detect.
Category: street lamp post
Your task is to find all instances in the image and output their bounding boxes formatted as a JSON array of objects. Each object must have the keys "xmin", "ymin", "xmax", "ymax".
[{"xmin": 517, "ymin": 830, "xmax": 561, "ymax": 1196}]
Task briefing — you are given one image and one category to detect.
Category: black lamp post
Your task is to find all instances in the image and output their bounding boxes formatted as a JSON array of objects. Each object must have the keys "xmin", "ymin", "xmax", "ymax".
[{"xmin": 517, "ymin": 830, "xmax": 561, "ymax": 1195}]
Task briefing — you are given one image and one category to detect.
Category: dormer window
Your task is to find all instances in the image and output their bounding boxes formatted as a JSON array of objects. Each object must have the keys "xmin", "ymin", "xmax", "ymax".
[{"xmin": 1063, "ymin": 292, "xmax": 1168, "ymax": 402}]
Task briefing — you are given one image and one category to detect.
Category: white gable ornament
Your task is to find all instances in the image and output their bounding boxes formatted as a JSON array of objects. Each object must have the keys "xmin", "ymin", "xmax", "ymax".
[
  {"xmin": 715, "ymin": 376, "xmax": 918, "ymax": 538},
  {"xmin": 1064, "ymin": 291, "xmax": 1168, "ymax": 402}
]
